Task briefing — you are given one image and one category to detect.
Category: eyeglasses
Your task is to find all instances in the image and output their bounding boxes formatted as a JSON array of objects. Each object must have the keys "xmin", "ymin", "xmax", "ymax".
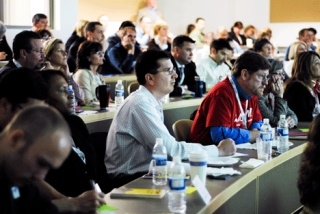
[
  {"xmin": 94, "ymin": 51, "xmax": 104, "ymax": 56},
  {"xmin": 159, "ymin": 67, "xmax": 176, "ymax": 75},
  {"xmin": 256, "ymin": 74, "xmax": 270, "ymax": 82}
]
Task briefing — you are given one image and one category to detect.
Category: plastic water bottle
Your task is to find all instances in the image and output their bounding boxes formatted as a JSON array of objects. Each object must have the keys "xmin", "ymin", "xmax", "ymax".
[
  {"xmin": 260, "ymin": 118, "xmax": 273, "ymax": 160},
  {"xmin": 312, "ymin": 103, "xmax": 320, "ymax": 120},
  {"xmin": 67, "ymin": 85, "xmax": 76, "ymax": 114},
  {"xmin": 277, "ymin": 115, "xmax": 289, "ymax": 153},
  {"xmin": 115, "ymin": 80, "xmax": 124, "ymax": 109},
  {"xmin": 152, "ymin": 138, "xmax": 167, "ymax": 186},
  {"xmin": 168, "ymin": 156, "xmax": 186, "ymax": 214}
]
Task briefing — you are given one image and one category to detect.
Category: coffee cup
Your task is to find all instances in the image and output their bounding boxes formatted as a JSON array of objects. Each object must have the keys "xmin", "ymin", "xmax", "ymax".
[
  {"xmin": 194, "ymin": 76, "xmax": 205, "ymax": 97},
  {"xmin": 188, "ymin": 150, "xmax": 208, "ymax": 185},
  {"xmin": 95, "ymin": 84, "xmax": 111, "ymax": 109}
]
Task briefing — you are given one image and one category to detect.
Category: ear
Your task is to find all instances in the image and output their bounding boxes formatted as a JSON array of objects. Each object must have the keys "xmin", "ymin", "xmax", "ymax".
[
  {"xmin": 20, "ymin": 49, "xmax": 28, "ymax": 59},
  {"xmin": 145, "ymin": 73, "xmax": 154, "ymax": 85},
  {"xmin": 240, "ymin": 69, "xmax": 249, "ymax": 80},
  {"xmin": 7, "ymin": 129, "xmax": 27, "ymax": 150},
  {"xmin": 211, "ymin": 47, "xmax": 217, "ymax": 55},
  {"xmin": 0, "ymin": 97, "xmax": 12, "ymax": 116}
]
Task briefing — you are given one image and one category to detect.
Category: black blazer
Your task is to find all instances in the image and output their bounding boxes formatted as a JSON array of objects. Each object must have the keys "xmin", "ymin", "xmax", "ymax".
[
  {"xmin": 170, "ymin": 55, "xmax": 198, "ymax": 96},
  {"xmin": 0, "ymin": 60, "xmax": 17, "ymax": 79},
  {"xmin": 229, "ymin": 31, "xmax": 247, "ymax": 46}
]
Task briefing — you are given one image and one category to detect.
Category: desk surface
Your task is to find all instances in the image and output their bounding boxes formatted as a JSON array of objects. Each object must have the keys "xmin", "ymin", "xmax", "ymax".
[{"xmin": 100, "ymin": 140, "xmax": 306, "ymax": 214}]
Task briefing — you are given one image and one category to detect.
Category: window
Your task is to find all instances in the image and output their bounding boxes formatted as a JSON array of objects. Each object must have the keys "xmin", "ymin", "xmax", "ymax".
[{"xmin": 0, "ymin": 0, "xmax": 53, "ymax": 28}]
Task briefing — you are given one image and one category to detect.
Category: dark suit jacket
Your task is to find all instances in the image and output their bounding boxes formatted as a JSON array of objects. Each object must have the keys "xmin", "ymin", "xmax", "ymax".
[
  {"xmin": 170, "ymin": 55, "xmax": 198, "ymax": 96},
  {"xmin": 229, "ymin": 31, "xmax": 247, "ymax": 46},
  {"xmin": 0, "ymin": 60, "xmax": 18, "ymax": 78},
  {"xmin": 67, "ymin": 37, "xmax": 86, "ymax": 73}
]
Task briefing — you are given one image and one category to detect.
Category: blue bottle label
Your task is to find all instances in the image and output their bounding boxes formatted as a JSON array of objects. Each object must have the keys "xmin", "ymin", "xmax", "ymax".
[
  {"xmin": 277, "ymin": 128, "xmax": 288, "ymax": 136},
  {"xmin": 168, "ymin": 178, "xmax": 186, "ymax": 190},
  {"xmin": 154, "ymin": 157, "xmax": 167, "ymax": 166},
  {"xmin": 190, "ymin": 161, "xmax": 207, "ymax": 166}
]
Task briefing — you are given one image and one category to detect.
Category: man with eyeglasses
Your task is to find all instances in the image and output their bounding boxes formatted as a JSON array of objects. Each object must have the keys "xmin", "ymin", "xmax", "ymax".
[
  {"xmin": 191, "ymin": 51, "xmax": 271, "ymax": 145},
  {"xmin": 258, "ymin": 59, "xmax": 297, "ymax": 128},
  {"xmin": 105, "ymin": 50, "xmax": 236, "ymax": 188},
  {"xmin": 0, "ymin": 30, "xmax": 44, "ymax": 76}
]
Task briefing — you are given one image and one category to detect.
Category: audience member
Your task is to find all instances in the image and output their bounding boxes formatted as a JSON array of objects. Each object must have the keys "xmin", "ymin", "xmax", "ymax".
[
  {"xmin": 0, "ymin": 21, "xmax": 13, "ymax": 61},
  {"xmin": 108, "ymin": 27, "xmax": 142, "ymax": 74},
  {"xmin": 243, "ymin": 25, "xmax": 256, "ymax": 47},
  {"xmin": 253, "ymin": 38, "xmax": 273, "ymax": 59},
  {"xmin": 147, "ymin": 20, "xmax": 171, "ymax": 53},
  {"xmin": 170, "ymin": 35, "xmax": 198, "ymax": 96},
  {"xmin": 191, "ymin": 51, "xmax": 271, "ymax": 145},
  {"xmin": 189, "ymin": 17, "xmax": 206, "ymax": 47},
  {"xmin": 197, "ymin": 39, "xmax": 233, "ymax": 91},
  {"xmin": 105, "ymin": 50, "xmax": 236, "ymax": 187},
  {"xmin": 43, "ymin": 38, "xmax": 84, "ymax": 105},
  {"xmin": 136, "ymin": 16, "xmax": 152, "ymax": 47},
  {"xmin": 73, "ymin": 41, "xmax": 104, "ymax": 105},
  {"xmin": 185, "ymin": 24, "xmax": 195, "ymax": 36},
  {"xmin": 98, "ymin": 14, "xmax": 109, "ymax": 38},
  {"xmin": 0, "ymin": 105, "xmax": 71, "ymax": 214},
  {"xmin": 229, "ymin": 21, "xmax": 246, "ymax": 46},
  {"xmin": 106, "ymin": 20, "xmax": 136, "ymax": 53},
  {"xmin": 39, "ymin": 70, "xmax": 106, "ymax": 212},
  {"xmin": 284, "ymin": 51, "xmax": 320, "ymax": 122},
  {"xmin": 285, "ymin": 28, "xmax": 313, "ymax": 61},
  {"xmin": 284, "ymin": 41, "xmax": 308, "ymax": 77},
  {"xmin": 217, "ymin": 26, "xmax": 243, "ymax": 54},
  {"xmin": 298, "ymin": 115, "xmax": 320, "ymax": 213},
  {"xmin": 67, "ymin": 21, "xmax": 105, "ymax": 73},
  {"xmin": 193, "ymin": 32, "xmax": 215, "ymax": 66},
  {"xmin": 0, "ymin": 30, "xmax": 44, "ymax": 75},
  {"xmin": 35, "ymin": 28, "xmax": 53, "ymax": 41},
  {"xmin": 308, "ymin": 27, "xmax": 318, "ymax": 52},
  {"xmin": 258, "ymin": 59, "xmax": 297, "ymax": 127},
  {"xmin": 136, "ymin": 0, "xmax": 162, "ymax": 25},
  {"xmin": 65, "ymin": 19, "xmax": 89, "ymax": 53},
  {"xmin": 31, "ymin": 13, "xmax": 49, "ymax": 31}
]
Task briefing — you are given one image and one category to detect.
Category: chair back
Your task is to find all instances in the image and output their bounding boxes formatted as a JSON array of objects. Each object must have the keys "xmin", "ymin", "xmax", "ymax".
[
  {"xmin": 127, "ymin": 81, "xmax": 140, "ymax": 94},
  {"xmin": 172, "ymin": 119, "xmax": 193, "ymax": 142}
]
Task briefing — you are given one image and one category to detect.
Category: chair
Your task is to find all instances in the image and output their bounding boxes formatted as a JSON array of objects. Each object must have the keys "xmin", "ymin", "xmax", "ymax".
[
  {"xmin": 89, "ymin": 131, "xmax": 114, "ymax": 193},
  {"xmin": 172, "ymin": 119, "xmax": 193, "ymax": 142},
  {"xmin": 127, "ymin": 81, "xmax": 139, "ymax": 94}
]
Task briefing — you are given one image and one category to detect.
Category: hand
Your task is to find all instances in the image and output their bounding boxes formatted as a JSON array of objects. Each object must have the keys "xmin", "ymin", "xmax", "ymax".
[
  {"xmin": 286, "ymin": 116, "xmax": 295, "ymax": 128},
  {"xmin": 0, "ymin": 52, "xmax": 7, "ymax": 60},
  {"xmin": 249, "ymin": 130, "xmax": 260, "ymax": 143},
  {"xmin": 41, "ymin": 61, "xmax": 54, "ymax": 70},
  {"xmin": 70, "ymin": 190, "xmax": 105, "ymax": 213},
  {"xmin": 217, "ymin": 138, "xmax": 236, "ymax": 156},
  {"xmin": 271, "ymin": 76, "xmax": 283, "ymax": 98}
]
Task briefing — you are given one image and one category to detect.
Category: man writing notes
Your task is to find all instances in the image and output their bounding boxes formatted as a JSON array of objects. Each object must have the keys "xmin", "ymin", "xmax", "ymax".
[
  {"xmin": 105, "ymin": 50, "xmax": 236, "ymax": 188},
  {"xmin": 191, "ymin": 51, "xmax": 271, "ymax": 145}
]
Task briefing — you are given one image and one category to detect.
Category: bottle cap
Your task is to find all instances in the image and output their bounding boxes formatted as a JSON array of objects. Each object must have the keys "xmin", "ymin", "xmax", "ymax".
[
  {"xmin": 117, "ymin": 80, "xmax": 123, "ymax": 84},
  {"xmin": 263, "ymin": 118, "xmax": 269, "ymax": 123},
  {"xmin": 280, "ymin": 115, "xmax": 285, "ymax": 119}
]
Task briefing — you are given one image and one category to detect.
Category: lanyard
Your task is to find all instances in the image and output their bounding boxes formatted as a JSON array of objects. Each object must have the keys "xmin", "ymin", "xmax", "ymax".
[{"xmin": 229, "ymin": 76, "xmax": 248, "ymax": 129}]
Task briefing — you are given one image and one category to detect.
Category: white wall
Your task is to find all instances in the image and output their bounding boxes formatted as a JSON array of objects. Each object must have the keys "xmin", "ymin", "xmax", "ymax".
[
  {"xmin": 4, "ymin": 0, "xmax": 320, "ymax": 49},
  {"xmin": 157, "ymin": 0, "xmax": 320, "ymax": 47}
]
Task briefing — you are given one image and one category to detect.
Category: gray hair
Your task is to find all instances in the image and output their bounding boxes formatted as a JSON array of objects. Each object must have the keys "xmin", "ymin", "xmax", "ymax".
[{"xmin": 0, "ymin": 21, "xmax": 6, "ymax": 36}]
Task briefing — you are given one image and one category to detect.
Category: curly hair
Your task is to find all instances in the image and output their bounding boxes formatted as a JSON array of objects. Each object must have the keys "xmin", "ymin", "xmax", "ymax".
[{"xmin": 298, "ymin": 115, "xmax": 320, "ymax": 209}]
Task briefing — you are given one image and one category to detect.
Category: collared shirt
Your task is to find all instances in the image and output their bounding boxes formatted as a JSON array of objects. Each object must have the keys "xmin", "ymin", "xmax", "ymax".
[
  {"xmin": 13, "ymin": 59, "xmax": 22, "ymax": 68},
  {"xmin": 197, "ymin": 56, "xmax": 231, "ymax": 91},
  {"xmin": 175, "ymin": 60, "xmax": 185, "ymax": 86},
  {"xmin": 105, "ymin": 85, "xmax": 219, "ymax": 176}
]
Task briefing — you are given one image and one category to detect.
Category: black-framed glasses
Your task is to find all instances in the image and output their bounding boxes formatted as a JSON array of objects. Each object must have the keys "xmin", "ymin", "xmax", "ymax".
[
  {"xmin": 256, "ymin": 74, "xmax": 270, "ymax": 82},
  {"xmin": 159, "ymin": 67, "xmax": 176, "ymax": 75},
  {"xmin": 94, "ymin": 51, "xmax": 104, "ymax": 56},
  {"xmin": 28, "ymin": 49, "xmax": 45, "ymax": 55}
]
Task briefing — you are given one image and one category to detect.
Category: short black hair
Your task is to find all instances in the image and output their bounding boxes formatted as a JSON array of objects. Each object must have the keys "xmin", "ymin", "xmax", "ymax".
[
  {"xmin": 119, "ymin": 21, "xmax": 135, "ymax": 30},
  {"xmin": 253, "ymin": 38, "xmax": 272, "ymax": 52},
  {"xmin": 32, "ymin": 13, "xmax": 47, "ymax": 24},
  {"xmin": 232, "ymin": 51, "xmax": 271, "ymax": 77},
  {"xmin": 172, "ymin": 35, "xmax": 195, "ymax": 48},
  {"xmin": 85, "ymin": 21, "xmax": 102, "ymax": 33},
  {"xmin": 210, "ymin": 39, "xmax": 233, "ymax": 51},
  {"xmin": 135, "ymin": 50, "xmax": 170, "ymax": 85},
  {"xmin": 0, "ymin": 68, "xmax": 48, "ymax": 111},
  {"xmin": 12, "ymin": 30, "xmax": 42, "ymax": 60},
  {"xmin": 308, "ymin": 27, "xmax": 317, "ymax": 35}
]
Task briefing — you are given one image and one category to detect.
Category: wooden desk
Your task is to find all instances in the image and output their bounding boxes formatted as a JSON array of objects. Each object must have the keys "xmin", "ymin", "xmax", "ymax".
[
  {"xmin": 102, "ymin": 74, "xmax": 137, "ymax": 99},
  {"xmin": 79, "ymin": 97, "xmax": 202, "ymax": 134},
  {"xmin": 99, "ymin": 141, "xmax": 306, "ymax": 214}
]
